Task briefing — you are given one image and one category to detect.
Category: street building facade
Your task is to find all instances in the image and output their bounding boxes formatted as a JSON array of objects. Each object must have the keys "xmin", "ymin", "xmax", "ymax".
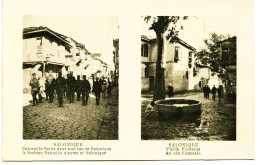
[
  {"xmin": 141, "ymin": 35, "xmax": 196, "ymax": 93},
  {"xmin": 23, "ymin": 26, "xmax": 113, "ymax": 105}
]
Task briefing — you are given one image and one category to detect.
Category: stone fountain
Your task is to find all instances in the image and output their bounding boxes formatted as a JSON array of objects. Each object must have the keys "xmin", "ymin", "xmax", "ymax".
[{"xmin": 154, "ymin": 98, "xmax": 201, "ymax": 121}]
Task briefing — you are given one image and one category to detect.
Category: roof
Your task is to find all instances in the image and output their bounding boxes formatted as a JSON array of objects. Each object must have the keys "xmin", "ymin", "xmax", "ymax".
[
  {"xmin": 171, "ymin": 37, "xmax": 196, "ymax": 51},
  {"xmin": 141, "ymin": 35, "xmax": 157, "ymax": 42},
  {"xmin": 141, "ymin": 35, "xmax": 196, "ymax": 51},
  {"xmin": 218, "ymin": 36, "xmax": 237, "ymax": 44},
  {"xmin": 23, "ymin": 26, "xmax": 71, "ymax": 47}
]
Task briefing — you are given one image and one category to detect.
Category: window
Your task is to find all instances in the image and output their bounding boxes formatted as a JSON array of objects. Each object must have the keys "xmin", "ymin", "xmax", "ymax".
[
  {"xmin": 76, "ymin": 48, "xmax": 80, "ymax": 56},
  {"xmin": 141, "ymin": 44, "xmax": 148, "ymax": 57},
  {"xmin": 174, "ymin": 46, "xmax": 179, "ymax": 62},
  {"xmin": 36, "ymin": 37, "xmax": 42, "ymax": 54}
]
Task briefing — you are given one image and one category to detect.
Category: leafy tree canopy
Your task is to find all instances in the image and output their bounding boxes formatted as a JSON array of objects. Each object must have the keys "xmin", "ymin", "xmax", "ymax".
[{"xmin": 195, "ymin": 32, "xmax": 234, "ymax": 73}]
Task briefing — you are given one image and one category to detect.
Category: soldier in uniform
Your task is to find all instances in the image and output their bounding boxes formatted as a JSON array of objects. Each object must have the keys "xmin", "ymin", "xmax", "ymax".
[
  {"xmin": 67, "ymin": 72, "xmax": 76, "ymax": 103},
  {"xmin": 206, "ymin": 85, "xmax": 211, "ymax": 99},
  {"xmin": 107, "ymin": 78, "xmax": 112, "ymax": 95},
  {"xmin": 212, "ymin": 85, "xmax": 217, "ymax": 101},
  {"xmin": 76, "ymin": 75, "xmax": 82, "ymax": 101},
  {"xmin": 93, "ymin": 77, "xmax": 102, "ymax": 105},
  {"xmin": 55, "ymin": 72, "xmax": 66, "ymax": 107},
  {"xmin": 29, "ymin": 73, "xmax": 39, "ymax": 106},
  {"xmin": 203, "ymin": 85, "xmax": 207, "ymax": 98},
  {"xmin": 65, "ymin": 74, "xmax": 70, "ymax": 99},
  {"xmin": 217, "ymin": 85, "xmax": 223, "ymax": 101},
  {"xmin": 81, "ymin": 75, "xmax": 91, "ymax": 106},
  {"xmin": 46, "ymin": 70, "xmax": 55, "ymax": 103}
]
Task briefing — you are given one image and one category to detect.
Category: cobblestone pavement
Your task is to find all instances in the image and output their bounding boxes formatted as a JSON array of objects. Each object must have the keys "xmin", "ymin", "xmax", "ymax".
[
  {"xmin": 23, "ymin": 91, "xmax": 118, "ymax": 140},
  {"xmin": 141, "ymin": 92, "xmax": 236, "ymax": 141}
]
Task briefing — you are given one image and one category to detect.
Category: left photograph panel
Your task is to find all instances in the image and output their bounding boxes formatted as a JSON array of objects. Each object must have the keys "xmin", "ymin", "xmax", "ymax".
[{"xmin": 23, "ymin": 16, "xmax": 119, "ymax": 140}]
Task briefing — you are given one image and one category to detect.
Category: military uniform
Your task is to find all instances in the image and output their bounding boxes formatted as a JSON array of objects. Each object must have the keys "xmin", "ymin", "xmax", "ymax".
[
  {"xmin": 67, "ymin": 74, "xmax": 76, "ymax": 103},
  {"xmin": 212, "ymin": 86, "xmax": 217, "ymax": 101},
  {"xmin": 76, "ymin": 75, "xmax": 82, "ymax": 101},
  {"xmin": 46, "ymin": 74, "xmax": 55, "ymax": 103},
  {"xmin": 56, "ymin": 73, "xmax": 66, "ymax": 107},
  {"xmin": 93, "ymin": 79, "xmax": 102, "ymax": 105},
  {"xmin": 29, "ymin": 76, "xmax": 39, "ymax": 106},
  {"xmin": 81, "ymin": 76, "xmax": 91, "ymax": 105}
]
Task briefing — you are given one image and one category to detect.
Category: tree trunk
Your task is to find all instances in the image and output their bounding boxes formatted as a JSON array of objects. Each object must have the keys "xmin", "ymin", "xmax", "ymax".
[{"xmin": 153, "ymin": 32, "xmax": 165, "ymax": 101}]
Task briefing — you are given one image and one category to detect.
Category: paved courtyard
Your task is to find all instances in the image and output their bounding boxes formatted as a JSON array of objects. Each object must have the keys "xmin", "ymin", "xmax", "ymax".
[
  {"xmin": 141, "ymin": 92, "xmax": 236, "ymax": 140},
  {"xmin": 23, "ymin": 89, "xmax": 118, "ymax": 140}
]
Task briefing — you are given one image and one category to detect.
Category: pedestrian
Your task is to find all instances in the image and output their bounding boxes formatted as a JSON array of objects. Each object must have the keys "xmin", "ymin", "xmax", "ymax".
[
  {"xmin": 101, "ymin": 79, "xmax": 107, "ymax": 99},
  {"xmin": 203, "ymin": 85, "xmax": 207, "ymax": 98},
  {"xmin": 212, "ymin": 85, "xmax": 217, "ymax": 101},
  {"xmin": 46, "ymin": 70, "xmax": 55, "ymax": 103},
  {"xmin": 107, "ymin": 78, "xmax": 112, "ymax": 95},
  {"xmin": 93, "ymin": 77, "xmax": 102, "ymax": 105},
  {"xmin": 38, "ymin": 74, "xmax": 45, "ymax": 103},
  {"xmin": 167, "ymin": 83, "xmax": 174, "ymax": 98},
  {"xmin": 81, "ymin": 75, "xmax": 91, "ymax": 105},
  {"xmin": 44, "ymin": 74, "xmax": 49, "ymax": 101},
  {"xmin": 67, "ymin": 72, "xmax": 76, "ymax": 103},
  {"xmin": 55, "ymin": 72, "xmax": 66, "ymax": 107},
  {"xmin": 217, "ymin": 85, "xmax": 223, "ymax": 100},
  {"xmin": 29, "ymin": 73, "xmax": 39, "ymax": 106},
  {"xmin": 76, "ymin": 75, "xmax": 82, "ymax": 101},
  {"xmin": 206, "ymin": 85, "xmax": 211, "ymax": 99},
  {"xmin": 65, "ymin": 74, "xmax": 70, "ymax": 99}
]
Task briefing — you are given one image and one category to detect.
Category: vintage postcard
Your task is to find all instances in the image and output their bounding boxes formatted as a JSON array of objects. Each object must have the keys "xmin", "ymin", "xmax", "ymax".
[{"xmin": 2, "ymin": 0, "xmax": 254, "ymax": 161}]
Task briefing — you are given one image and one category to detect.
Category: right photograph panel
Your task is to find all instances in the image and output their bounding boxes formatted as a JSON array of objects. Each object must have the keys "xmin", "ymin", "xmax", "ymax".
[{"xmin": 141, "ymin": 16, "xmax": 237, "ymax": 141}]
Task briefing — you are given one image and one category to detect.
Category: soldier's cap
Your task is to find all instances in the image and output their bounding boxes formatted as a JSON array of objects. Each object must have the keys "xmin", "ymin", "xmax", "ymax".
[
  {"xmin": 83, "ymin": 75, "xmax": 86, "ymax": 78},
  {"xmin": 32, "ymin": 73, "xmax": 36, "ymax": 76}
]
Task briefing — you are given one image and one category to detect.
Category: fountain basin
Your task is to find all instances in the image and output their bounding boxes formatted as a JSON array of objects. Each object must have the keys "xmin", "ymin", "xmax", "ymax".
[{"xmin": 154, "ymin": 98, "xmax": 201, "ymax": 121}]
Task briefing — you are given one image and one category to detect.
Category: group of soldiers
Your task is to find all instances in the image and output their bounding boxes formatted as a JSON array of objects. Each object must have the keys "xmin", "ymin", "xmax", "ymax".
[
  {"xmin": 29, "ymin": 70, "xmax": 112, "ymax": 107},
  {"xmin": 203, "ymin": 85, "xmax": 224, "ymax": 101}
]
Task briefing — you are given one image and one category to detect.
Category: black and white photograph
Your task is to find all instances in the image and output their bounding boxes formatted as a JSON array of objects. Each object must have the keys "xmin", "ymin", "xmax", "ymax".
[
  {"xmin": 2, "ymin": 0, "xmax": 255, "ymax": 161},
  {"xmin": 22, "ymin": 16, "xmax": 119, "ymax": 140},
  {"xmin": 141, "ymin": 16, "xmax": 237, "ymax": 140}
]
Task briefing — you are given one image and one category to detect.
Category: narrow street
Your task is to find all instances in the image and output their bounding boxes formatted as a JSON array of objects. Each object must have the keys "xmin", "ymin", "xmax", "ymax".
[
  {"xmin": 141, "ymin": 92, "xmax": 236, "ymax": 141},
  {"xmin": 23, "ymin": 89, "xmax": 118, "ymax": 140}
]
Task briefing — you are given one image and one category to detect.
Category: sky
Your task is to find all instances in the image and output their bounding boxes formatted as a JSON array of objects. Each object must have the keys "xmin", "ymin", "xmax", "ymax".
[
  {"xmin": 142, "ymin": 16, "xmax": 238, "ymax": 50},
  {"xmin": 24, "ymin": 16, "xmax": 119, "ymax": 68}
]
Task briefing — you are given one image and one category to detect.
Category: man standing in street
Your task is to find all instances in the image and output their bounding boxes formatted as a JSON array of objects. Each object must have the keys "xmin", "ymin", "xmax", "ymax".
[
  {"xmin": 81, "ymin": 75, "xmax": 91, "ymax": 106},
  {"xmin": 93, "ymin": 77, "xmax": 102, "ymax": 105},
  {"xmin": 217, "ymin": 85, "xmax": 223, "ymax": 101},
  {"xmin": 30, "ymin": 73, "xmax": 39, "ymax": 106},
  {"xmin": 46, "ymin": 70, "xmax": 55, "ymax": 103},
  {"xmin": 76, "ymin": 75, "xmax": 82, "ymax": 101},
  {"xmin": 212, "ymin": 85, "xmax": 217, "ymax": 101},
  {"xmin": 56, "ymin": 72, "xmax": 66, "ymax": 107},
  {"xmin": 167, "ymin": 83, "xmax": 174, "ymax": 98},
  {"xmin": 203, "ymin": 85, "xmax": 207, "ymax": 98},
  {"xmin": 67, "ymin": 72, "xmax": 76, "ymax": 103},
  {"xmin": 206, "ymin": 85, "xmax": 211, "ymax": 99}
]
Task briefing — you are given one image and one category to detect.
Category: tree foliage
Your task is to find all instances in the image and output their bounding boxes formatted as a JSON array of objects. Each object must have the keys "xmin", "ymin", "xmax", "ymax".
[{"xmin": 195, "ymin": 32, "xmax": 233, "ymax": 73}]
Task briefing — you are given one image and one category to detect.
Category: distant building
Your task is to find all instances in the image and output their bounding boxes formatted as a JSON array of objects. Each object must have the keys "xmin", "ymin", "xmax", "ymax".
[
  {"xmin": 65, "ymin": 37, "xmax": 90, "ymax": 77},
  {"xmin": 193, "ymin": 64, "xmax": 223, "ymax": 89},
  {"xmin": 113, "ymin": 38, "xmax": 119, "ymax": 83},
  {"xmin": 141, "ymin": 35, "xmax": 196, "ymax": 92},
  {"xmin": 218, "ymin": 36, "xmax": 237, "ymax": 95}
]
